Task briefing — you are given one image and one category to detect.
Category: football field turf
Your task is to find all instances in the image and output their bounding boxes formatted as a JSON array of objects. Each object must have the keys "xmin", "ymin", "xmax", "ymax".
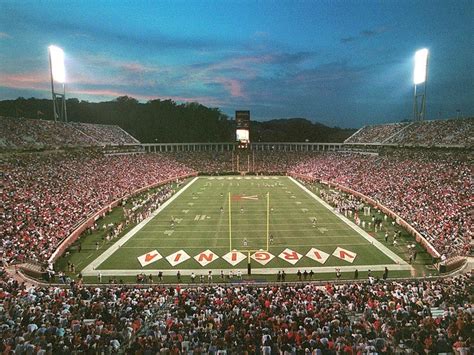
[{"xmin": 83, "ymin": 176, "xmax": 409, "ymax": 276}]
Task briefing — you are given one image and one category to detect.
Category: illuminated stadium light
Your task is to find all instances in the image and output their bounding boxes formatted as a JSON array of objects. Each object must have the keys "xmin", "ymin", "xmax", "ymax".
[
  {"xmin": 413, "ymin": 48, "xmax": 428, "ymax": 85},
  {"xmin": 48, "ymin": 45, "xmax": 67, "ymax": 122},
  {"xmin": 413, "ymin": 48, "xmax": 429, "ymax": 121},
  {"xmin": 48, "ymin": 45, "xmax": 66, "ymax": 83}
]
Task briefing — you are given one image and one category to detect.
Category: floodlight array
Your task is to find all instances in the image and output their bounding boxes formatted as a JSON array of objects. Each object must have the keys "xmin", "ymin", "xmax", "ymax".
[
  {"xmin": 48, "ymin": 45, "xmax": 66, "ymax": 83},
  {"xmin": 413, "ymin": 48, "xmax": 428, "ymax": 85}
]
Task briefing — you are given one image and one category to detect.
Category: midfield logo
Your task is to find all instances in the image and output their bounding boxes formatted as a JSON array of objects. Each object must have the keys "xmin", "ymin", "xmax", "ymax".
[{"xmin": 232, "ymin": 194, "xmax": 259, "ymax": 201}]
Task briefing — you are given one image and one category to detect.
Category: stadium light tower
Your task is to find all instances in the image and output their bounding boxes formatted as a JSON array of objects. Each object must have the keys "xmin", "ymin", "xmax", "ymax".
[
  {"xmin": 48, "ymin": 45, "xmax": 68, "ymax": 122},
  {"xmin": 413, "ymin": 48, "xmax": 429, "ymax": 121}
]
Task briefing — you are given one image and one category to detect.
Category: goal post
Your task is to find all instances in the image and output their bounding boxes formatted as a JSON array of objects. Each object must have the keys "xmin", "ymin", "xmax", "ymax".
[
  {"xmin": 228, "ymin": 192, "xmax": 232, "ymax": 251},
  {"xmin": 266, "ymin": 192, "xmax": 270, "ymax": 251}
]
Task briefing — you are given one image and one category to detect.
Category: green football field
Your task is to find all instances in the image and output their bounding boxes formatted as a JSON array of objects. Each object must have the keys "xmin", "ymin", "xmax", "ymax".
[{"xmin": 83, "ymin": 176, "xmax": 410, "ymax": 276}]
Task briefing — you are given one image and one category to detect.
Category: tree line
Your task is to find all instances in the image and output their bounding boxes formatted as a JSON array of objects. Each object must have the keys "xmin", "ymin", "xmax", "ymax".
[{"xmin": 0, "ymin": 97, "xmax": 354, "ymax": 143}]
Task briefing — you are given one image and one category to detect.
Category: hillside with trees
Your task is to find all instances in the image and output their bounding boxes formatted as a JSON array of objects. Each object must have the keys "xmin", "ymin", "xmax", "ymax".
[{"xmin": 0, "ymin": 97, "xmax": 355, "ymax": 143}]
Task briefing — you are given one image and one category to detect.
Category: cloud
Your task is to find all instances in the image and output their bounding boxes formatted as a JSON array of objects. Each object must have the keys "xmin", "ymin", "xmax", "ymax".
[
  {"xmin": 341, "ymin": 37, "xmax": 357, "ymax": 43},
  {"xmin": 0, "ymin": 72, "xmax": 49, "ymax": 91},
  {"xmin": 8, "ymin": 10, "xmax": 223, "ymax": 52},
  {"xmin": 214, "ymin": 77, "xmax": 244, "ymax": 98},
  {"xmin": 0, "ymin": 32, "xmax": 12, "ymax": 39},
  {"xmin": 340, "ymin": 27, "xmax": 388, "ymax": 44}
]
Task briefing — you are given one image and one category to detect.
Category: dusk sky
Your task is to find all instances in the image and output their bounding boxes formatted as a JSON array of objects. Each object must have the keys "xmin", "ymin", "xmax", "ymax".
[{"xmin": 0, "ymin": 0, "xmax": 472, "ymax": 128}]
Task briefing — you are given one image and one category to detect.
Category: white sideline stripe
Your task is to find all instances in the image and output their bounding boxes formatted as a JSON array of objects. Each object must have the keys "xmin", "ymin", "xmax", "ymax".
[
  {"xmin": 288, "ymin": 177, "xmax": 407, "ymax": 265},
  {"xmin": 82, "ymin": 263, "xmax": 412, "ymax": 277},
  {"xmin": 82, "ymin": 177, "xmax": 199, "ymax": 274}
]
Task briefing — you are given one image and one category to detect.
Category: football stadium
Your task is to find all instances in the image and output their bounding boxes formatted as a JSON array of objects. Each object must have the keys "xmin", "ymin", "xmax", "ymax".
[{"xmin": 1, "ymin": 1, "xmax": 473, "ymax": 354}]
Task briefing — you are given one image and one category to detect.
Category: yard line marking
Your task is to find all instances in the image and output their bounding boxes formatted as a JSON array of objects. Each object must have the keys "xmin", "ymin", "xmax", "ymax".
[
  {"xmin": 82, "ymin": 176, "xmax": 199, "ymax": 274},
  {"xmin": 288, "ymin": 176, "xmax": 407, "ymax": 265}
]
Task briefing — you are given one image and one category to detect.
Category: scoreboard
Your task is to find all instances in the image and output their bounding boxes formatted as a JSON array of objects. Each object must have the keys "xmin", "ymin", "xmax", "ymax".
[{"xmin": 235, "ymin": 110, "xmax": 250, "ymax": 146}]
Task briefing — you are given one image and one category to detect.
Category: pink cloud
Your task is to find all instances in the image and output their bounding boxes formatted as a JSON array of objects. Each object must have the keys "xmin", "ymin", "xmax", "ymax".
[
  {"xmin": 0, "ymin": 72, "xmax": 49, "ymax": 91},
  {"xmin": 214, "ymin": 77, "xmax": 244, "ymax": 98}
]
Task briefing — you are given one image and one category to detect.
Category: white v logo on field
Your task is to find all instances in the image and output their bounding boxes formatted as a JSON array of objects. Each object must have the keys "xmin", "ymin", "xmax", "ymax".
[
  {"xmin": 305, "ymin": 248, "xmax": 330, "ymax": 264},
  {"xmin": 166, "ymin": 250, "xmax": 191, "ymax": 266},
  {"xmin": 333, "ymin": 247, "xmax": 357, "ymax": 263},
  {"xmin": 137, "ymin": 250, "xmax": 162, "ymax": 267}
]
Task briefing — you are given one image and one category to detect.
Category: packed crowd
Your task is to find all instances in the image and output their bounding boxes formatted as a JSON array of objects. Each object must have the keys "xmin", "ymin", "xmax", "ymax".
[
  {"xmin": 345, "ymin": 118, "xmax": 473, "ymax": 147},
  {"xmin": 0, "ymin": 267, "xmax": 471, "ymax": 354},
  {"xmin": 2, "ymin": 151, "xmax": 195, "ymax": 264},
  {"xmin": 168, "ymin": 151, "xmax": 319, "ymax": 174},
  {"xmin": 290, "ymin": 151, "xmax": 472, "ymax": 258},
  {"xmin": 0, "ymin": 117, "xmax": 140, "ymax": 150},
  {"xmin": 345, "ymin": 123, "xmax": 409, "ymax": 144},
  {"xmin": 386, "ymin": 118, "xmax": 473, "ymax": 147},
  {"xmin": 0, "ymin": 116, "xmax": 96, "ymax": 150},
  {"xmin": 168, "ymin": 151, "xmax": 233, "ymax": 174},
  {"xmin": 69, "ymin": 122, "xmax": 139, "ymax": 145}
]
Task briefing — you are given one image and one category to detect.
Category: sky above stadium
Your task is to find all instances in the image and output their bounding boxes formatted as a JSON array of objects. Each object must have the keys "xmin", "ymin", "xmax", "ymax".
[{"xmin": 0, "ymin": 0, "xmax": 472, "ymax": 128}]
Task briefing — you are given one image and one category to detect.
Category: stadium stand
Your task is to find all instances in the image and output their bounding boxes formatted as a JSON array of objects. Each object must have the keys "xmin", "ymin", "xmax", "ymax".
[
  {"xmin": 168, "ymin": 151, "xmax": 234, "ymax": 174},
  {"xmin": 344, "ymin": 117, "xmax": 473, "ymax": 147},
  {"xmin": 2, "ymin": 151, "xmax": 195, "ymax": 264},
  {"xmin": 69, "ymin": 122, "xmax": 140, "ymax": 145},
  {"xmin": 1, "ymin": 116, "xmax": 472, "ymax": 354},
  {"xmin": 0, "ymin": 268, "xmax": 471, "ymax": 354},
  {"xmin": 168, "ymin": 151, "xmax": 322, "ymax": 174},
  {"xmin": 0, "ymin": 116, "xmax": 141, "ymax": 150},
  {"xmin": 385, "ymin": 117, "xmax": 473, "ymax": 147},
  {"xmin": 290, "ymin": 151, "xmax": 472, "ymax": 259},
  {"xmin": 0, "ymin": 116, "xmax": 96, "ymax": 150},
  {"xmin": 344, "ymin": 122, "xmax": 410, "ymax": 144}
]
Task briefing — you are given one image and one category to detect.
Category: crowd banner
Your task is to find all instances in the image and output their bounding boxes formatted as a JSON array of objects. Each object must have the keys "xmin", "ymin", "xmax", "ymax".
[
  {"xmin": 289, "ymin": 173, "xmax": 441, "ymax": 259},
  {"xmin": 48, "ymin": 173, "xmax": 198, "ymax": 265}
]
